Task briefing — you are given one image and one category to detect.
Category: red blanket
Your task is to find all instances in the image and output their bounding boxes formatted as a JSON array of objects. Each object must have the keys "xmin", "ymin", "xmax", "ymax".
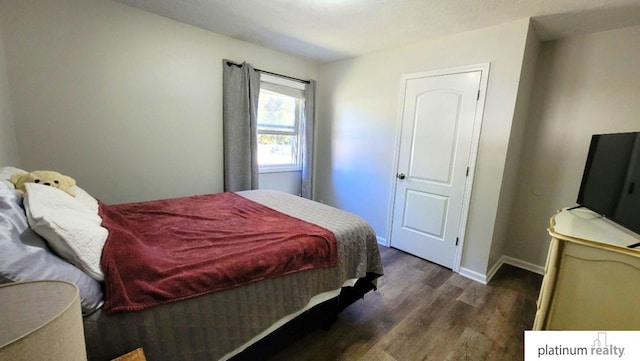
[{"xmin": 99, "ymin": 192, "xmax": 337, "ymax": 313}]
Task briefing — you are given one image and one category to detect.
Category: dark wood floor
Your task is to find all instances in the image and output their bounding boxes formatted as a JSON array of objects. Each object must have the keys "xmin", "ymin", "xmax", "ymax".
[{"xmin": 269, "ymin": 245, "xmax": 542, "ymax": 361}]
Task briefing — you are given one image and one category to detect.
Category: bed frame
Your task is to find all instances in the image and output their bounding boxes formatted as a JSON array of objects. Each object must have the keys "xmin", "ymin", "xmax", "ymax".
[{"xmin": 230, "ymin": 273, "xmax": 378, "ymax": 360}]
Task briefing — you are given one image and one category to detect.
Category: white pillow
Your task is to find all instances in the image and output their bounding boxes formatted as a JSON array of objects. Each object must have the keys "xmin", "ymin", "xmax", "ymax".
[
  {"xmin": 0, "ymin": 166, "xmax": 26, "ymax": 189},
  {"xmin": 69, "ymin": 185, "xmax": 99, "ymax": 213},
  {"xmin": 24, "ymin": 183, "xmax": 107, "ymax": 281}
]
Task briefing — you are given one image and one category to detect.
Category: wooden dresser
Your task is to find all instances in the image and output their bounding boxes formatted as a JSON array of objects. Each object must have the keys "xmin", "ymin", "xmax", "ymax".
[{"xmin": 533, "ymin": 207, "xmax": 640, "ymax": 330}]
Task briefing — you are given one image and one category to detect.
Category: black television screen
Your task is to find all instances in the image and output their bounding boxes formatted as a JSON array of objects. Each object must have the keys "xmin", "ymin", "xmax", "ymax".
[{"xmin": 577, "ymin": 132, "xmax": 640, "ymax": 235}]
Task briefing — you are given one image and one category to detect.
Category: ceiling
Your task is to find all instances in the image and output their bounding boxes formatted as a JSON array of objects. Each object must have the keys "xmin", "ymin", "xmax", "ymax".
[{"xmin": 114, "ymin": 0, "xmax": 640, "ymax": 63}]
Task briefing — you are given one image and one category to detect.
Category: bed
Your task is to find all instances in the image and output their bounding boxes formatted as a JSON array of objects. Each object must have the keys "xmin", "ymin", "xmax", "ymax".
[{"xmin": 0, "ymin": 167, "xmax": 383, "ymax": 361}]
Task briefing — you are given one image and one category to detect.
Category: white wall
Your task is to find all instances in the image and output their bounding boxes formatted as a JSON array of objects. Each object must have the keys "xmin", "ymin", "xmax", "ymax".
[
  {"xmin": 505, "ymin": 25, "xmax": 640, "ymax": 267},
  {"xmin": 316, "ymin": 18, "xmax": 533, "ymax": 277},
  {"xmin": 0, "ymin": 22, "xmax": 19, "ymax": 167},
  {"xmin": 260, "ymin": 171, "xmax": 301, "ymax": 195},
  {"xmin": 0, "ymin": 0, "xmax": 319, "ymax": 203},
  {"xmin": 488, "ymin": 22, "xmax": 541, "ymax": 273}
]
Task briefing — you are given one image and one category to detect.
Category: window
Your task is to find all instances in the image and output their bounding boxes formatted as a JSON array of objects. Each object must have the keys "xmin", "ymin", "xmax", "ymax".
[{"xmin": 257, "ymin": 75, "xmax": 306, "ymax": 172}]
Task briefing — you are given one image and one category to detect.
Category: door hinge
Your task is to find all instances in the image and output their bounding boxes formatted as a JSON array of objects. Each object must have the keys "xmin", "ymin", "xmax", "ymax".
[
  {"xmin": 466, "ymin": 167, "xmax": 469, "ymax": 177},
  {"xmin": 477, "ymin": 90, "xmax": 480, "ymax": 100},
  {"xmin": 456, "ymin": 237, "xmax": 460, "ymax": 246}
]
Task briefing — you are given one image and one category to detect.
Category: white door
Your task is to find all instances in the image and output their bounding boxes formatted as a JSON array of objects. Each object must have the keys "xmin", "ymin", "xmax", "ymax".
[{"xmin": 390, "ymin": 68, "xmax": 484, "ymax": 269}]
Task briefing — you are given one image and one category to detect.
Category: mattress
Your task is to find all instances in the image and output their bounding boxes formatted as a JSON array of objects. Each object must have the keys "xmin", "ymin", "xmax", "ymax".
[{"xmin": 83, "ymin": 190, "xmax": 383, "ymax": 360}]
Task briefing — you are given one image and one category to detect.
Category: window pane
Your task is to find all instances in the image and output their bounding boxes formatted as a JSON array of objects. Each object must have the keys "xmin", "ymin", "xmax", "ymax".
[
  {"xmin": 258, "ymin": 134, "xmax": 297, "ymax": 166},
  {"xmin": 258, "ymin": 90, "xmax": 296, "ymax": 131}
]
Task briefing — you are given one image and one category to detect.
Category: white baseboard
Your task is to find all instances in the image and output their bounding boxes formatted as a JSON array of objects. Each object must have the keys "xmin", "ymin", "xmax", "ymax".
[
  {"xmin": 376, "ymin": 236, "xmax": 388, "ymax": 246},
  {"xmin": 485, "ymin": 255, "xmax": 544, "ymax": 283},
  {"xmin": 501, "ymin": 255, "xmax": 545, "ymax": 275},
  {"xmin": 461, "ymin": 255, "xmax": 544, "ymax": 285},
  {"xmin": 459, "ymin": 267, "xmax": 488, "ymax": 285},
  {"xmin": 485, "ymin": 259, "xmax": 503, "ymax": 283}
]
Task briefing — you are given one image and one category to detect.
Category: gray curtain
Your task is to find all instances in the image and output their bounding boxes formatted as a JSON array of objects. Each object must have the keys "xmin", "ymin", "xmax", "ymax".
[
  {"xmin": 222, "ymin": 60, "xmax": 261, "ymax": 192},
  {"xmin": 301, "ymin": 80, "xmax": 316, "ymax": 199}
]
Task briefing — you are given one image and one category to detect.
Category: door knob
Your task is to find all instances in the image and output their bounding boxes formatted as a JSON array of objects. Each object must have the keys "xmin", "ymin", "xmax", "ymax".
[{"xmin": 397, "ymin": 173, "xmax": 406, "ymax": 180}]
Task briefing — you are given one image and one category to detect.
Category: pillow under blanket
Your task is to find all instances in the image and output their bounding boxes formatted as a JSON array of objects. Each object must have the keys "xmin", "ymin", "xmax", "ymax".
[
  {"xmin": 24, "ymin": 183, "xmax": 107, "ymax": 281},
  {"xmin": 0, "ymin": 182, "xmax": 103, "ymax": 314}
]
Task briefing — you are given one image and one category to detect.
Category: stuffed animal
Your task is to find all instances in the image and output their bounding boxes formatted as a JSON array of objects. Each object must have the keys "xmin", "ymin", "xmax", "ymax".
[{"xmin": 10, "ymin": 170, "xmax": 76, "ymax": 197}]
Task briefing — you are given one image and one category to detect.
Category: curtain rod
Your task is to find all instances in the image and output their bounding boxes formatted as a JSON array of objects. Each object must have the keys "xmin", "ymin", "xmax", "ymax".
[{"xmin": 225, "ymin": 61, "xmax": 311, "ymax": 84}]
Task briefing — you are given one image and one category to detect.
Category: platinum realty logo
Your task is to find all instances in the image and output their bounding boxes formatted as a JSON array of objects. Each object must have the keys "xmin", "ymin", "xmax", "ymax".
[
  {"xmin": 525, "ymin": 331, "xmax": 640, "ymax": 360},
  {"xmin": 536, "ymin": 333, "xmax": 624, "ymax": 358}
]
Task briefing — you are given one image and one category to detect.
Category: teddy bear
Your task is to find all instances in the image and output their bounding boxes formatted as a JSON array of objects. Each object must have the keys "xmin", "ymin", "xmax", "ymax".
[{"xmin": 10, "ymin": 170, "xmax": 77, "ymax": 197}]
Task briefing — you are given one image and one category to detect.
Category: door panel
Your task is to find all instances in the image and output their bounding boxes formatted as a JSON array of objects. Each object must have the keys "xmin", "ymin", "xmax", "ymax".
[
  {"xmin": 403, "ymin": 190, "xmax": 448, "ymax": 238},
  {"xmin": 410, "ymin": 91, "xmax": 461, "ymax": 183},
  {"xmin": 391, "ymin": 70, "xmax": 482, "ymax": 269}
]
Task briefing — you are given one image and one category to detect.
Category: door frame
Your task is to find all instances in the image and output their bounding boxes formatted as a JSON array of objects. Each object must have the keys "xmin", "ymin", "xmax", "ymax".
[{"xmin": 386, "ymin": 63, "xmax": 491, "ymax": 273}]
